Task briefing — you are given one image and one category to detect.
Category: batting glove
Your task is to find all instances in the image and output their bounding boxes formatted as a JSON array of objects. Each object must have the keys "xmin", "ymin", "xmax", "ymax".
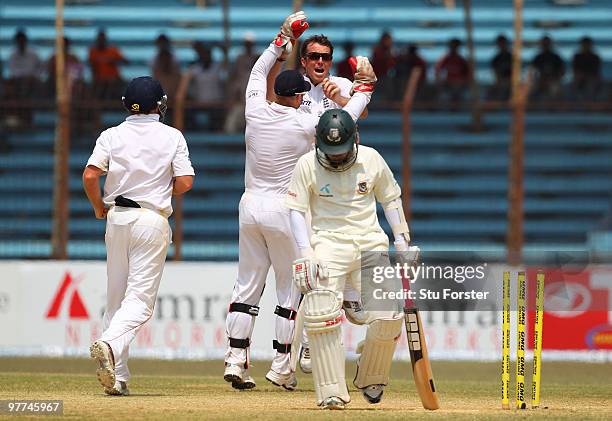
[
  {"xmin": 394, "ymin": 243, "xmax": 420, "ymax": 281},
  {"xmin": 292, "ymin": 256, "xmax": 327, "ymax": 293},
  {"xmin": 349, "ymin": 56, "xmax": 377, "ymax": 99},
  {"xmin": 273, "ymin": 10, "xmax": 309, "ymax": 54}
]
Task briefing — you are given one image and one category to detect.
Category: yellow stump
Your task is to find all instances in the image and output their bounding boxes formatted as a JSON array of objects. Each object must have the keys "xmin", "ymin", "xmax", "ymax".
[
  {"xmin": 502, "ymin": 272, "xmax": 511, "ymax": 409},
  {"xmin": 532, "ymin": 272, "xmax": 544, "ymax": 408},
  {"xmin": 516, "ymin": 272, "xmax": 527, "ymax": 409}
]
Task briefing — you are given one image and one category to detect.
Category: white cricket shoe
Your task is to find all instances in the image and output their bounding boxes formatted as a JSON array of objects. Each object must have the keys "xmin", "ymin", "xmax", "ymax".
[
  {"xmin": 265, "ymin": 369, "xmax": 297, "ymax": 391},
  {"xmin": 105, "ymin": 380, "xmax": 130, "ymax": 396},
  {"xmin": 90, "ymin": 340, "xmax": 115, "ymax": 389},
  {"xmin": 343, "ymin": 300, "xmax": 368, "ymax": 325},
  {"xmin": 299, "ymin": 346, "xmax": 312, "ymax": 374},
  {"xmin": 362, "ymin": 384, "xmax": 385, "ymax": 404},
  {"xmin": 223, "ymin": 363, "xmax": 256, "ymax": 390},
  {"xmin": 321, "ymin": 396, "xmax": 346, "ymax": 410}
]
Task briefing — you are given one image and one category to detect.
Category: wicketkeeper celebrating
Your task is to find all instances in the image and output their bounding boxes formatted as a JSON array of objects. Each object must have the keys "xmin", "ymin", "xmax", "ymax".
[{"xmin": 286, "ymin": 109, "xmax": 410, "ymax": 409}]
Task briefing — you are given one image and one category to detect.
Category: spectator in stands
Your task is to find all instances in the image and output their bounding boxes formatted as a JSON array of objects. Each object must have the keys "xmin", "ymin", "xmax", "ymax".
[
  {"xmin": 435, "ymin": 38, "xmax": 471, "ymax": 103},
  {"xmin": 151, "ymin": 34, "xmax": 181, "ymax": 105},
  {"xmin": 531, "ymin": 35, "xmax": 565, "ymax": 100},
  {"xmin": 8, "ymin": 29, "xmax": 42, "ymax": 80},
  {"xmin": 225, "ymin": 32, "xmax": 258, "ymax": 133},
  {"xmin": 47, "ymin": 37, "xmax": 85, "ymax": 98},
  {"xmin": 395, "ymin": 43, "xmax": 427, "ymax": 100},
  {"xmin": 6, "ymin": 29, "xmax": 42, "ymax": 127},
  {"xmin": 572, "ymin": 36, "xmax": 602, "ymax": 100},
  {"xmin": 371, "ymin": 31, "xmax": 396, "ymax": 100},
  {"xmin": 179, "ymin": 41, "xmax": 226, "ymax": 131},
  {"xmin": 488, "ymin": 34, "xmax": 512, "ymax": 100},
  {"xmin": 335, "ymin": 41, "xmax": 355, "ymax": 81},
  {"xmin": 89, "ymin": 29, "xmax": 128, "ymax": 100}
]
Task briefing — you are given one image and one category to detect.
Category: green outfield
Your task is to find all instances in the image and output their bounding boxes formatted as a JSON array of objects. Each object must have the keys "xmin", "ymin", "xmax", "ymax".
[{"xmin": 0, "ymin": 358, "xmax": 610, "ymax": 420}]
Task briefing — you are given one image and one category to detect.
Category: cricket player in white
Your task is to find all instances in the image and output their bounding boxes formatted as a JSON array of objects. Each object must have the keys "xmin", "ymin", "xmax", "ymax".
[
  {"xmin": 268, "ymin": 33, "xmax": 371, "ymax": 373},
  {"xmin": 298, "ymin": 34, "xmax": 370, "ymax": 371},
  {"xmin": 83, "ymin": 76, "xmax": 195, "ymax": 396},
  {"xmin": 299, "ymin": 34, "xmax": 364, "ymax": 118},
  {"xmin": 286, "ymin": 109, "xmax": 410, "ymax": 409},
  {"xmin": 223, "ymin": 11, "xmax": 375, "ymax": 391}
]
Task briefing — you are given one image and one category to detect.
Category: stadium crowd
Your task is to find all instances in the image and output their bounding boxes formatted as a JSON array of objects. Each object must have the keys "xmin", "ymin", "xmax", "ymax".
[{"xmin": 2, "ymin": 27, "xmax": 609, "ymax": 132}]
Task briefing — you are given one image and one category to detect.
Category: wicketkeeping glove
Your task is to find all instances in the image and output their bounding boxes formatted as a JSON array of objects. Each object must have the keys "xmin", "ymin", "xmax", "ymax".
[
  {"xmin": 273, "ymin": 10, "xmax": 309, "ymax": 54},
  {"xmin": 349, "ymin": 56, "xmax": 377, "ymax": 99},
  {"xmin": 292, "ymin": 256, "xmax": 327, "ymax": 293}
]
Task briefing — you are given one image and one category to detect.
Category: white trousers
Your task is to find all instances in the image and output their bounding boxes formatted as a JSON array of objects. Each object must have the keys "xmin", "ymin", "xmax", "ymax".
[
  {"xmin": 225, "ymin": 191, "xmax": 301, "ymax": 374},
  {"xmin": 99, "ymin": 207, "xmax": 170, "ymax": 382}
]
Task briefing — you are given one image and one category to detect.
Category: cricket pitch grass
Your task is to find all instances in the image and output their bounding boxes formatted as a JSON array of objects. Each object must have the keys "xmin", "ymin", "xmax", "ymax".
[{"xmin": 1, "ymin": 358, "xmax": 610, "ymax": 420}]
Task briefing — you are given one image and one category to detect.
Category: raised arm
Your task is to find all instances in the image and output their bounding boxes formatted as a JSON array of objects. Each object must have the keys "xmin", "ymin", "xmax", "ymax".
[
  {"xmin": 246, "ymin": 11, "xmax": 309, "ymax": 113},
  {"xmin": 329, "ymin": 56, "xmax": 377, "ymax": 122},
  {"xmin": 245, "ymin": 44, "xmax": 284, "ymax": 113}
]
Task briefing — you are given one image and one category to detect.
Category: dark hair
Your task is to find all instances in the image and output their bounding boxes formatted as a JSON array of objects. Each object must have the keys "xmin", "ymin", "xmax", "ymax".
[
  {"xmin": 300, "ymin": 34, "xmax": 334, "ymax": 58},
  {"xmin": 15, "ymin": 29, "xmax": 27, "ymax": 41}
]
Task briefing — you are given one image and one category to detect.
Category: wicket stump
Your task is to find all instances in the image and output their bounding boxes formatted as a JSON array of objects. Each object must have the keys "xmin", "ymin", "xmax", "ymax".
[{"xmin": 502, "ymin": 271, "xmax": 545, "ymax": 410}]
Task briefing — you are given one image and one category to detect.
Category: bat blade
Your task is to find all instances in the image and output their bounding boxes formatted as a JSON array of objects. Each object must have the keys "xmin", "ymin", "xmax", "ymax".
[{"xmin": 404, "ymin": 307, "xmax": 440, "ymax": 410}]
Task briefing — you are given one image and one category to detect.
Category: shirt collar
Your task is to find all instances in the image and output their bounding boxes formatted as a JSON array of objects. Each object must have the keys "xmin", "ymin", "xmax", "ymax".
[
  {"xmin": 270, "ymin": 102, "xmax": 296, "ymax": 113},
  {"xmin": 303, "ymin": 75, "xmax": 317, "ymax": 89},
  {"xmin": 126, "ymin": 114, "xmax": 160, "ymax": 122},
  {"xmin": 304, "ymin": 74, "xmax": 334, "ymax": 89}
]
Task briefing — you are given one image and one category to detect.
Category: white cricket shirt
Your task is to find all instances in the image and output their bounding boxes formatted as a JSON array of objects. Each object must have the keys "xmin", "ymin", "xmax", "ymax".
[
  {"xmin": 286, "ymin": 145, "xmax": 401, "ymax": 236},
  {"xmin": 244, "ymin": 44, "xmax": 369, "ymax": 196},
  {"xmin": 300, "ymin": 75, "xmax": 353, "ymax": 117},
  {"xmin": 86, "ymin": 114, "xmax": 195, "ymax": 216}
]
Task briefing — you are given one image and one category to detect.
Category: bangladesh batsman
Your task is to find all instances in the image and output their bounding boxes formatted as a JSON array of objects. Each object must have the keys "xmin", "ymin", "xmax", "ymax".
[{"xmin": 286, "ymin": 109, "xmax": 410, "ymax": 409}]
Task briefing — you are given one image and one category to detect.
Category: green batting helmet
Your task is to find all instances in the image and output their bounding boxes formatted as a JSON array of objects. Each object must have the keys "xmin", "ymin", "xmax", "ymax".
[{"xmin": 315, "ymin": 109, "xmax": 358, "ymax": 171}]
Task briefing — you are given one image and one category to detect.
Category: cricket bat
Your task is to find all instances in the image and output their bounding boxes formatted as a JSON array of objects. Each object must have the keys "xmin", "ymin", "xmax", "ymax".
[{"xmin": 401, "ymin": 247, "xmax": 440, "ymax": 410}]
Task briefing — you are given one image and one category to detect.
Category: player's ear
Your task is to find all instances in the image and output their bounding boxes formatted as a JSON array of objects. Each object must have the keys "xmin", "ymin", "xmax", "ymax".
[{"xmin": 300, "ymin": 56, "xmax": 307, "ymax": 69}]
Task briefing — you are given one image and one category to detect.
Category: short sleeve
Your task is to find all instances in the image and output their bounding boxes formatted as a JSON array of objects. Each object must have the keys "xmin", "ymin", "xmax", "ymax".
[
  {"xmin": 86, "ymin": 130, "xmax": 111, "ymax": 172},
  {"xmin": 172, "ymin": 132, "xmax": 195, "ymax": 177},
  {"xmin": 285, "ymin": 156, "xmax": 312, "ymax": 212},
  {"xmin": 112, "ymin": 47, "xmax": 124, "ymax": 61},
  {"xmin": 373, "ymin": 151, "xmax": 401, "ymax": 203}
]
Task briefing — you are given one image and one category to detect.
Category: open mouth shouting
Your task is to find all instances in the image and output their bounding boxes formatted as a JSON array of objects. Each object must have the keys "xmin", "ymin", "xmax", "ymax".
[{"xmin": 302, "ymin": 43, "xmax": 333, "ymax": 85}]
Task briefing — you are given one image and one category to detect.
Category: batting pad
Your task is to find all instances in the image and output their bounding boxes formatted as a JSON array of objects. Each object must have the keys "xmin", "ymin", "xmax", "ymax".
[
  {"xmin": 354, "ymin": 316, "xmax": 403, "ymax": 389},
  {"xmin": 303, "ymin": 289, "xmax": 350, "ymax": 406}
]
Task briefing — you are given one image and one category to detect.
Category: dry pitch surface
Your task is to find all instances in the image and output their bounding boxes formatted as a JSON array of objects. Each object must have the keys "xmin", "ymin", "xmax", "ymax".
[{"xmin": 0, "ymin": 358, "xmax": 611, "ymax": 420}]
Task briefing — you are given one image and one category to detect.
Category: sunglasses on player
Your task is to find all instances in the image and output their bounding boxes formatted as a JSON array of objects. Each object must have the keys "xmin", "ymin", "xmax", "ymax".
[{"xmin": 305, "ymin": 52, "xmax": 333, "ymax": 62}]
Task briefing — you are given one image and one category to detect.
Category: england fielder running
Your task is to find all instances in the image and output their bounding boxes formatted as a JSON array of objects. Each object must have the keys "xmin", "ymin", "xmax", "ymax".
[
  {"xmin": 223, "ymin": 12, "xmax": 375, "ymax": 391},
  {"xmin": 286, "ymin": 109, "xmax": 410, "ymax": 409},
  {"xmin": 83, "ymin": 76, "xmax": 195, "ymax": 395}
]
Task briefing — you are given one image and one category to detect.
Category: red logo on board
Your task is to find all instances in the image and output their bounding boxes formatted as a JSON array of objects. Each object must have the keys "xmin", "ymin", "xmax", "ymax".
[{"xmin": 46, "ymin": 272, "xmax": 89, "ymax": 319}]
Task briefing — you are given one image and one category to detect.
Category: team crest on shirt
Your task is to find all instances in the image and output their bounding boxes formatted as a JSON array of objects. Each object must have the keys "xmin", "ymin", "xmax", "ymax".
[
  {"xmin": 357, "ymin": 181, "xmax": 368, "ymax": 194},
  {"xmin": 327, "ymin": 128, "xmax": 341, "ymax": 143}
]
